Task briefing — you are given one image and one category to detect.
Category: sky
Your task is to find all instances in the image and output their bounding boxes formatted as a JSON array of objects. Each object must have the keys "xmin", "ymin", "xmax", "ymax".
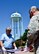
[{"xmin": 0, "ymin": 0, "xmax": 39, "ymax": 36}]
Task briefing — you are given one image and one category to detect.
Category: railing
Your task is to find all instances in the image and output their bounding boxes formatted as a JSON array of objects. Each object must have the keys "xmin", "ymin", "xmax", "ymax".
[{"xmin": 0, "ymin": 49, "xmax": 18, "ymax": 54}]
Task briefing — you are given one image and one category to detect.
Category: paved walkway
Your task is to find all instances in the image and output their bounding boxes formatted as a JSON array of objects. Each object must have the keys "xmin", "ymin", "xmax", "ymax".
[
  {"xmin": 15, "ymin": 51, "xmax": 34, "ymax": 54},
  {"xmin": 0, "ymin": 51, "xmax": 34, "ymax": 54}
]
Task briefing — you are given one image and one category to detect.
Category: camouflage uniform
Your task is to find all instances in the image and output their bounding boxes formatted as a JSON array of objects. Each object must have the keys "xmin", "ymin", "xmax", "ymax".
[{"xmin": 27, "ymin": 14, "xmax": 39, "ymax": 37}]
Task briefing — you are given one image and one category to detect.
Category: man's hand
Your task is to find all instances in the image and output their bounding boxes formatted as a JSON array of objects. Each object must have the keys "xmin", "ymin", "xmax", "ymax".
[
  {"xmin": 13, "ymin": 43, "xmax": 17, "ymax": 50},
  {"xmin": 2, "ymin": 47, "xmax": 6, "ymax": 51},
  {"xmin": 15, "ymin": 46, "xmax": 17, "ymax": 50}
]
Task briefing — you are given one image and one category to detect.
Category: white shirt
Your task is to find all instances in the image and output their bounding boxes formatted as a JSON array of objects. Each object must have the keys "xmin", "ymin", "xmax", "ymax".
[{"xmin": 0, "ymin": 33, "xmax": 15, "ymax": 48}]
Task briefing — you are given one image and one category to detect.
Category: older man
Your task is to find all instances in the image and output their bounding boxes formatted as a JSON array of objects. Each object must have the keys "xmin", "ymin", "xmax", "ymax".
[{"xmin": 0, "ymin": 27, "xmax": 17, "ymax": 51}]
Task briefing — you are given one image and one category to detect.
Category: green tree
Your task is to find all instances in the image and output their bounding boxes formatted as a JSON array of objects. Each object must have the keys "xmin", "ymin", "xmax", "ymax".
[
  {"xmin": 15, "ymin": 29, "xmax": 28, "ymax": 47},
  {"xmin": 20, "ymin": 29, "xmax": 28, "ymax": 41}
]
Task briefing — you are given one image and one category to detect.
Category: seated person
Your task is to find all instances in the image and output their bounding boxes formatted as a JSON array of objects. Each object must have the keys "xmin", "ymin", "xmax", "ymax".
[{"xmin": 0, "ymin": 27, "xmax": 17, "ymax": 51}]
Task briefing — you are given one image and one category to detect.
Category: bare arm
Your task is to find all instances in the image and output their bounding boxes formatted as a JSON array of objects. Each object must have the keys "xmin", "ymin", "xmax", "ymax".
[
  {"xmin": 13, "ymin": 43, "xmax": 16, "ymax": 47},
  {"xmin": 0, "ymin": 41, "xmax": 4, "ymax": 47},
  {"xmin": 13, "ymin": 42, "xmax": 17, "ymax": 49}
]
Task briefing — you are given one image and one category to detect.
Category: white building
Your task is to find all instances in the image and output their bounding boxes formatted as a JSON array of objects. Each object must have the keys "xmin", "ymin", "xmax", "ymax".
[{"xmin": 11, "ymin": 12, "xmax": 23, "ymax": 40}]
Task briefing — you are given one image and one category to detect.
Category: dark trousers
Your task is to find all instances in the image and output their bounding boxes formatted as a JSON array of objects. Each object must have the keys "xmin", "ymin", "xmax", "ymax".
[{"xmin": 34, "ymin": 31, "xmax": 39, "ymax": 54}]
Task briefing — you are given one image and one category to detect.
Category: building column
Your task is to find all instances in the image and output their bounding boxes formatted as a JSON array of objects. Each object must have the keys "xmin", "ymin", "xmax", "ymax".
[
  {"xmin": 19, "ymin": 20, "xmax": 23, "ymax": 36},
  {"xmin": 12, "ymin": 19, "xmax": 14, "ymax": 38},
  {"xmin": 21, "ymin": 20, "xmax": 23, "ymax": 35},
  {"xmin": 18, "ymin": 19, "xmax": 20, "ymax": 39}
]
